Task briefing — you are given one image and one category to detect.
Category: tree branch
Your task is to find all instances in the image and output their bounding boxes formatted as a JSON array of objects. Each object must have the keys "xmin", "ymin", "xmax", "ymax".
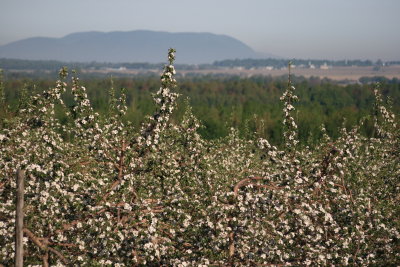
[{"xmin": 23, "ymin": 228, "xmax": 69, "ymax": 264}]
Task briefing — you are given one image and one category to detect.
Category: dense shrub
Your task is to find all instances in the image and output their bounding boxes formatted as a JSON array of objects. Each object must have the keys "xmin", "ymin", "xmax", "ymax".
[{"xmin": 0, "ymin": 50, "xmax": 399, "ymax": 266}]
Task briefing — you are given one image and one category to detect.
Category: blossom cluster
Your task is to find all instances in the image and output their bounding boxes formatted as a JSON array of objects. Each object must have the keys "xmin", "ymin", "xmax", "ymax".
[{"xmin": 0, "ymin": 50, "xmax": 399, "ymax": 266}]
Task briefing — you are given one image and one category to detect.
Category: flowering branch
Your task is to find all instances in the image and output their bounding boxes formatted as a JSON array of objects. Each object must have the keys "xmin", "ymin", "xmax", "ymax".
[{"xmin": 23, "ymin": 228, "xmax": 69, "ymax": 265}]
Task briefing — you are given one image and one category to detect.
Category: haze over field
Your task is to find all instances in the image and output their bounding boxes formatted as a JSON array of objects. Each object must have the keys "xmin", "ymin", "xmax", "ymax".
[{"xmin": 1, "ymin": 0, "xmax": 400, "ymax": 61}]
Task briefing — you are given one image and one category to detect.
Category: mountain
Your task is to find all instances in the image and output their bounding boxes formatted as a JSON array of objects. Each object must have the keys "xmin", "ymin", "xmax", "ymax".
[{"xmin": 0, "ymin": 30, "xmax": 271, "ymax": 64}]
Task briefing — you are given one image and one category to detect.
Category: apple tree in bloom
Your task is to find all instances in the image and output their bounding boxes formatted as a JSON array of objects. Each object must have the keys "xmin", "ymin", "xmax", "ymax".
[{"xmin": 0, "ymin": 49, "xmax": 399, "ymax": 266}]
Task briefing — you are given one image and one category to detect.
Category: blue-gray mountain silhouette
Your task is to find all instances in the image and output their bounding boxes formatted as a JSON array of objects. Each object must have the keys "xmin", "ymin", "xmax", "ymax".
[{"xmin": 0, "ymin": 30, "xmax": 269, "ymax": 64}]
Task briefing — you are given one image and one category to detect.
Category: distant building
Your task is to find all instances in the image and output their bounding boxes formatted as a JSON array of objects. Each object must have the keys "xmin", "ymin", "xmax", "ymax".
[{"xmin": 320, "ymin": 62, "xmax": 331, "ymax": 70}]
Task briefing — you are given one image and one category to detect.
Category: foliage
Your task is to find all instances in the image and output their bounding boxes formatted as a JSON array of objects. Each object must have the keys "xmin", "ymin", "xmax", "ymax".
[
  {"xmin": 0, "ymin": 49, "xmax": 399, "ymax": 266},
  {"xmin": 3, "ymin": 73, "xmax": 400, "ymax": 144}
]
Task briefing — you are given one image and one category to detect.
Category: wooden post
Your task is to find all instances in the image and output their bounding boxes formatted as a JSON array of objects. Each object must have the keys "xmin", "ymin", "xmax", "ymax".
[{"xmin": 15, "ymin": 169, "xmax": 25, "ymax": 267}]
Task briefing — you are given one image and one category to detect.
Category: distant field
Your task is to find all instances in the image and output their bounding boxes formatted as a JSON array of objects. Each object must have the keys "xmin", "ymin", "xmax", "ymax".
[
  {"xmin": 80, "ymin": 64, "xmax": 400, "ymax": 81},
  {"xmin": 181, "ymin": 65, "xmax": 400, "ymax": 81}
]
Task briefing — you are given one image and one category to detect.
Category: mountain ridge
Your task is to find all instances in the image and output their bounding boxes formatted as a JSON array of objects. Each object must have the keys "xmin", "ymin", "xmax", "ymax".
[{"xmin": 0, "ymin": 30, "xmax": 274, "ymax": 64}]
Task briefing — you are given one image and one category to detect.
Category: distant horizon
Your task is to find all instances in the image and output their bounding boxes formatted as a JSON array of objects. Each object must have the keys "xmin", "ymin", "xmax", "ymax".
[
  {"xmin": 1, "ymin": 29, "xmax": 399, "ymax": 63},
  {"xmin": 1, "ymin": 0, "xmax": 400, "ymax": 61}
]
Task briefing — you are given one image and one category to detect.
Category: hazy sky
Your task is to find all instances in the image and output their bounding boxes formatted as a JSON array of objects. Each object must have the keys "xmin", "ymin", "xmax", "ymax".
[{"xmin": 1, "ymin": 0, "xmax": 399, "ymax": 60}]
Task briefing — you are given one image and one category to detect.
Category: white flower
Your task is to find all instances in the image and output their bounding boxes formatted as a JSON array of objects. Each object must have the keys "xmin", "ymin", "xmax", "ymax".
[{"xmin": 124, "ymin": 203, "xmax": 132, "ymax": 211}]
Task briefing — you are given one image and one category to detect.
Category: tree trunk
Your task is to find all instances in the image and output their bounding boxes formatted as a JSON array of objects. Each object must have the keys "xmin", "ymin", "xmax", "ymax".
[{"xmin": 15, "ymin": 169, "xmax": 25, "ymax": 267}]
